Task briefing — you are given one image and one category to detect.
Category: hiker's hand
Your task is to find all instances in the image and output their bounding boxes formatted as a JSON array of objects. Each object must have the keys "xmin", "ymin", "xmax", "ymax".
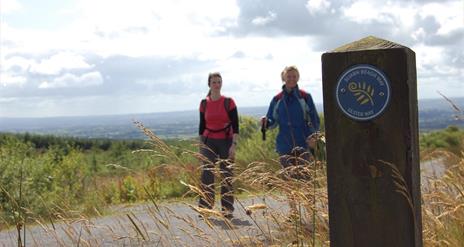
[
  {"xmin": 306, "ymin": 135, "xmax": 317, "ymax": 149},
  {"xmin": 260, "ymin": 116, "xmax": 267, "ymax": 128},
  {"xmin": 228, "ymin": 144, "xmax": 236, "ymax": 160}
]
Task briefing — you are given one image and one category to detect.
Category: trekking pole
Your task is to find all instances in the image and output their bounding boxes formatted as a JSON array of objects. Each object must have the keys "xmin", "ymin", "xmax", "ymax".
[{"xmin": 261, "ymin": 121, "xmax": 266, "ymax": 141}]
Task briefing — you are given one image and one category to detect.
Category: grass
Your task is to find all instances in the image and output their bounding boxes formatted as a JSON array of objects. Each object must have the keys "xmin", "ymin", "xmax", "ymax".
[
  {"xmin": 422, "ymin": 150, "xmax": 464, "ymax": 246},
  {"xmin": 1, "ymin": 119, "xmax": 463, "ymax": 246}
]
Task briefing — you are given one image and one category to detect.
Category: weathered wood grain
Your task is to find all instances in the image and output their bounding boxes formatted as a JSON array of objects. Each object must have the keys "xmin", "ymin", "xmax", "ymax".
[{"xmin": 322, "ymin": 36, "xmax": 422, "ymax": 247}]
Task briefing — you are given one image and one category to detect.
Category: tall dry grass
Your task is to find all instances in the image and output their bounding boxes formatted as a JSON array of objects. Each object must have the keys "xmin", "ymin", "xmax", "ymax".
[
  {"xmin": 422, "ymin": 151, "xmax": 464, "ymax": 246},
  {"xmin": 2, "ymin": 118, "xmax": 463, "ymax": 246},
  {"xmin": 134, "ymin": 121, "xmax": 331, "ymax": 246},
  {"xmin": 422, "ymin": 94, "xmax": 464, "ymax": 246},
  {"xmin": 127, "ymin": 121, "xmax": 464, "ymax": 246}
]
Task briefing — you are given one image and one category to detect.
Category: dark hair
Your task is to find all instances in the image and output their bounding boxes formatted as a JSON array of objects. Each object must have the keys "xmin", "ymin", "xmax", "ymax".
[{"xmin": 207, "ymin": 72, "xmax": 222, "ymax": 96}]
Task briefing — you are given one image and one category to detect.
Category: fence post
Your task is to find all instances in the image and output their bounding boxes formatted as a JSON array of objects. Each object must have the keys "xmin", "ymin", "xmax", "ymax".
[{"xmin": 321, "ymin": 36, "xmax": 422, "ymax": 247}]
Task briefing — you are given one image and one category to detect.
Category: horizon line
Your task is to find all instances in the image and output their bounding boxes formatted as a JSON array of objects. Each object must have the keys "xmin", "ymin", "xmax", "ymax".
[{"xmin": 0, "ymin": 96, "xmax": 462, "ymax": 119}]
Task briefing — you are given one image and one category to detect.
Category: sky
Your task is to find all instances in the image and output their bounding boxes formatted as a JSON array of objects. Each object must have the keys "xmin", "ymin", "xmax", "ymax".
[{"xmin": 1, "ymin": 0, "xmax": 463, "ymax": 117}]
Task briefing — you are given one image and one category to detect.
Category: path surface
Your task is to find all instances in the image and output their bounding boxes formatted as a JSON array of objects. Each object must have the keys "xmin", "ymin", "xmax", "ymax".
[
  {"xmin": 421, "ymin": 158, "xmax": 446, "ymax": 189},
  {"xmin": 0, "ymin": 196, "xmax": 292, "ymax": 247}
]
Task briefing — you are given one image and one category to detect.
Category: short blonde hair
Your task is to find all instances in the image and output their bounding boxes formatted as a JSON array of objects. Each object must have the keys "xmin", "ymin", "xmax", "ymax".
[{"xmin": 281, "ymin": 65, "xmax": 300, "ymax": 82}]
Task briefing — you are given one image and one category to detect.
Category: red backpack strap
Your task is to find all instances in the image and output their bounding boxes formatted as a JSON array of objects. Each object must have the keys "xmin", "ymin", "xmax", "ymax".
[
  {"xmin": 299, "ymin": 89, "xmax": 309, "ymax": 100},
  {"xmin": 275, "ymin": 91, "xmax": 284, "ymax": 101}
]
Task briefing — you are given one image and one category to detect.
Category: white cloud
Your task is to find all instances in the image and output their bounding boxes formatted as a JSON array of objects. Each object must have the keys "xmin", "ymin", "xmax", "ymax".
[
  {"xmin": 0, "ymin": 56, "xmax": 30, "ymax": 87},
  {"xmin": 411, "ymin": 28, "xmax": 427, "ymax": 41},
  {"xmin": 0, "ymin": 0, "xmax": 22, "ymax": 15},
  {"xmin": 306, "ymin": 0, "xmax": 331, "ymax": 15},
  {"xmin": 252, "ymin": 11, "xmax": 277, "ymax": 26},
  {"xmin": 413, "ymin": 43, "xmax": 463, "ymax": 100},
  {"xmin": 1, "ymin": 73, "xmax": 27, "ymax": 87},
  {"xmin": 66, "ymin": 0, "xmax": 239, "ymax": 58},
  {"xmin": 342, "ymin": 1, "xmax": 392, "ymax": 24},
  {"xmin": 0, "ymin": 0, "xmax": 462, "ymax": 117},
  {"xmin": 39, "ymin": 71, "xmax": 103, "ymax": 89},
  {"xmin": 75, "ymin": 0, "xmax": 238, "ymax": 31},
  {"xmin": 341, "ymin": 1, "xmax": 417, "ymax": 27},
  {"xmin": 421, "ymin": 2, "xmax": 463, "ymax": 35},
  {"xmin": 30, "ymin": 52, "xmax": 93, "ymax": 75},
  {"xmin": 2, "ymin": 56, "xmax": 32, "ymax": 72},
  {"xmin": 1, "ymin": 0, "xmax": 239, "ymax": 59},
  {"xmin": 414, "ymin": 44, "xmax": 446, "ymax": 70}
]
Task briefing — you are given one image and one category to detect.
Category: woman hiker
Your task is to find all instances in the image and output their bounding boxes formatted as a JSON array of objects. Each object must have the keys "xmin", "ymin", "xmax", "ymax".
[
  {"xmin": 198, "ymin": 72, "xmax": 239, "ymax": 219},
  {"xmin": 261, "ymin": 65, "xmax": 320, "ymax": 216}
]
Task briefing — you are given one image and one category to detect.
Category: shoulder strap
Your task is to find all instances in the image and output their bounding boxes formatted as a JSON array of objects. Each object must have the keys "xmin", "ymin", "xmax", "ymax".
[
  {"xmin": 201, "ymin": 99, "xmax": 207, "ymax": 112},
  {"xmin": 204, "ymin": 97, "xmax": 232, "ymax": 134},
  {"xmin": 296, "ymin": 89, "xmax": 312, "ymax": 126},
  {"xmin": 202, "ymin": 98, "xmax": 231, "ymax": 112},
  {"xmin": 272, "ymin": 89, "xmax": 312, "ymax": 127},
  {"xmin": 201, "ymin": 97, "xmax": 232, "ymax": 115},
  {"xmin": 223, "ymin": 97, "xmax": 231, "ymax": 112},
  {"xmin": 298, "ymin": 89, "xmax": 309, "ymax": 100},
  {"xmin": 271, "ymin": 93, "xmax": 282, "ymax": 124}
]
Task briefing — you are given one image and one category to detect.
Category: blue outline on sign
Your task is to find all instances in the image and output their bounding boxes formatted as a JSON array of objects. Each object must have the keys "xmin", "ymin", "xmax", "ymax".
[{"xmin": 335, "ymin": 64, "xmax": 391, "ymax": 121}]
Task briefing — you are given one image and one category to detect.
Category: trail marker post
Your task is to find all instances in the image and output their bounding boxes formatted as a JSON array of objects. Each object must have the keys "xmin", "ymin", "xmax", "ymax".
[{"xmin": 322, "ymin": 36, "xmax": 422, "ymax": 247}]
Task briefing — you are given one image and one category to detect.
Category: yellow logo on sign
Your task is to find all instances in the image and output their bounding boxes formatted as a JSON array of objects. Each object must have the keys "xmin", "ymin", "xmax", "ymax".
[{"xmin": 348, "ymin": 82, "xmax": 375, "ymax": 106}]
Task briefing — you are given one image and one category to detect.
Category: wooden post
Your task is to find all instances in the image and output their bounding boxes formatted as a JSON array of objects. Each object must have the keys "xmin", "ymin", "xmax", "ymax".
[{"xmin": 321, "ymin": 36, "xmax": 422, "ymax": 247}]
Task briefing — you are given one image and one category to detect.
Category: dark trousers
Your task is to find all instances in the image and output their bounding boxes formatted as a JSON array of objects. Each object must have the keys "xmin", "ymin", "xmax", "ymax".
[
  {"xmin": 198, "ymin": 137, "xmax": 234, "ymax": 212},
  {"xmin": 279, "ymin": 147, "xmax": 313, "ymax": 180}
]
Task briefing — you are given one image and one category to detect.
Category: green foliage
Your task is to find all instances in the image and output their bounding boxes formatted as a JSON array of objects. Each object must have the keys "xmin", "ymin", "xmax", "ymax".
[
  {"xmin": 3, "ymin": 119, "xmax": 464, "ymax": 247},
  {"xmin": 236, "ymin": 116, "xmax": 279, "ymax": 170},
  {"xmin": 82, "ymin": 191, "xmax": 106, "ymax": 216},
  {"xmin": 238, "ymin": 116, "xmax": 260, "ymax": 140},
  {"xmin": 0, "ymin": 132, "xmax": 150, "ymax": 151},
  {"xmin": 158, "ymin": 180, "xmax": 190, "ymax": 199},
  {"xmin": 101, "ymin": 181, "xmax": 120, "ymax": 204},
  {"xmin": 236, "ymin": 115, "xmax": 326, "ymax": 168},
  {"xmin": 318, "ymin": 113, "xmax": 325, "ymax": 132},
  {"xmin": 120, "ymin": 176, "xmax": 138, "ymax": 203},
  {"xmin": 3, "ymin": 119, "xmax": 464, "ymax": 245},
  {"xmin": 0, "ymin": 136, "xmax": 34, "ymax": 224},
  {"xmin": 420, "ymin": 125, "xmax": 464, "ymax": 156},
  {"xmin": 0, "ymin": 132, "xmax": 198, "ymax": 225}
]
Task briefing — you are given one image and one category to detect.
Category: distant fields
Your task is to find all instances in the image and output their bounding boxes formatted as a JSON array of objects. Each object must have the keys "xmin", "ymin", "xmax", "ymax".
[{"xmin": 0, "ymin": 97, "xmax": 463, "ymax": 139}]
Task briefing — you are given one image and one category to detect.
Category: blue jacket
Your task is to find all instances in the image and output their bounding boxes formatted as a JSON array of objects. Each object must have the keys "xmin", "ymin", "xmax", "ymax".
[{"xmin": 266, "ymin": 85, "xmax": 320, "ymax": 155}]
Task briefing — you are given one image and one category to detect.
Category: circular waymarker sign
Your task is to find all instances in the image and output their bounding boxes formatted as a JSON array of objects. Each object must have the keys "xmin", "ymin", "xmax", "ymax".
[{"xmin": 336, "ymin": 64, "xmax": 391, "ymax": 121}]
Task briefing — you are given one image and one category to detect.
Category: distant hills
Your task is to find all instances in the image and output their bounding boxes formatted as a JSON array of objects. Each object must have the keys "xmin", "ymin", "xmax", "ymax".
[{"xmin": 0, "ymin": 97, "xmax": 462, "ymax": 139}]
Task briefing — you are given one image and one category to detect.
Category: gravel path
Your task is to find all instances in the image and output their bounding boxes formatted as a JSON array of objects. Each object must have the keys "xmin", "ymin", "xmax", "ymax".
[
  {"xmin": 0, "ymin": 196, "xmax": 292, "ymax": 247},
  {"xmin": 421, "ymin": 158, "xmax": 446, "ymax": 189}
]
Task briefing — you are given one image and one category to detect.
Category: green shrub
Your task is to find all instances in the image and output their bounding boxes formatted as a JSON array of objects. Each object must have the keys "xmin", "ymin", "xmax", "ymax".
[
  {"xmin": 420, "ymin": 126, "xmax": 464, "ymax": 156},
  {"xmin": 101, "ymin": 181, "xmax": 120, "ymax": 204},
  {"xmin": 120, "ymin": 176, "xmax": 138, "ymax": 203}
]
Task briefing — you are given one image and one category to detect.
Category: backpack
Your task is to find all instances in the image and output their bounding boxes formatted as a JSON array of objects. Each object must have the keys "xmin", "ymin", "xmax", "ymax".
[
  {"xmin": 200, "ymin": 97, "xmax": 232, "ymax": 134},
  {"xmin": 200, "ymin": 97, "xmax": 231, "ymax": 114},
  {"xmin": 271, "ymin": 89, "xmax": 313, "ymax": 128}
]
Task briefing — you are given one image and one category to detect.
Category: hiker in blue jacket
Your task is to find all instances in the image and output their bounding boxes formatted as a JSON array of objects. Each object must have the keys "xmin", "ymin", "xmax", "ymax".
[
  {"xmin": 261, "ymin": 65, "xmax": 320, "ymax": 174},
  {"xmin": 261, "ymin": 65, "xmax": 320, "ymax": 218}
]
